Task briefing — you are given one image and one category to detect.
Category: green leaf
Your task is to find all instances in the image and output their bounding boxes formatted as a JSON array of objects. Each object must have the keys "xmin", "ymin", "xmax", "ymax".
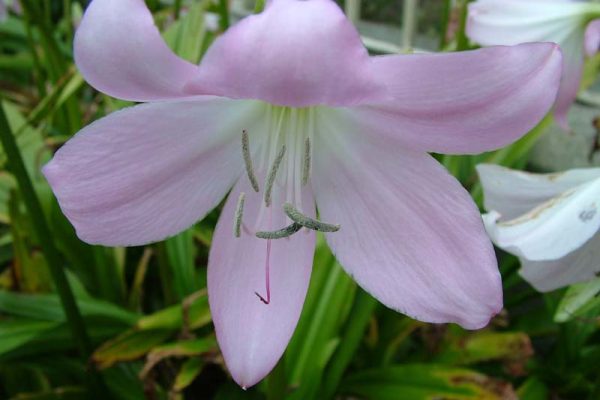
[
  {"xmin": 27, "ymin": 69, "xmax": 85, "ymax": 127},
  {"xmin": 0, "ymin": 291, "xmax": 138, "ymax": 325},
  {"xmin": 0, "ymin": 100, "xmax": 48, "ymax": 177},
  {"xmin": 0, "ymin": 173, "xmax": 15, "ymax": 223},
  {"xmin": 140, "ymin": 337, "xmax": 216, "ymax": 380},
  {"xmin": 436, "ymin": 330, "xmax": 533, "ymax": 365},
  {"xmin": 92, "ymin": 329, "xmax": 173, "ymax": 370},
  {"xmin": 136, "ymin": 290, "xmax": 210, "ymax": 331},
  {"xmin": 173, "ymin": 357, "xmax": 204, "ymax": 392},
  {"xmin": 554, "ymin": 278, "xmax": 600, "ymax": 323},
  {"xmin": 0, "ymin": 319, "xmax": 60, "ymax": 355},
  {"xmin": 319, "ymin": 289, "xmax": 378, "ymax": 399},
  {"xmin": 8, "ymin": 190, "xmax": 53, "ymax": 293},
  {"xmin": 0, "ymin": 322, "xmax": 124, "ymax": 361},
  {"xmin": 159, "ymin": 228, "xmax": 199, "ymax": 302},
  {"xmin": 163, "ymin": 0, "xmax": 212, "ymax": 63},
  {"xmin": 341, "ymin": 364, "xmax": 516, "ymax": 400},
  {"xmin": 2, "ymin": 386, "xmax": 86, "ymax": 400},
  {"xmin": 286, "ymin": 241, "xmax": 356, "ymax": 386},
  {"xmin": 516, "ymin": 377, "xmax": 549, "ymax": 400}
]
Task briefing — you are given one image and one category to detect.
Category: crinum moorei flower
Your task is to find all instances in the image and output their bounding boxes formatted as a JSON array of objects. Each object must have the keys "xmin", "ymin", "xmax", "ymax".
[
  {"xmin": 44, "ymin": 0, "xmax": 562, "ymax": 388},
  {"xmin": 467, "ymin": 0, "xmax": 600, "ymax": 130},
  {"xmin": 478, "ymin": 164, "xmax": 600, "ymax": 292}
]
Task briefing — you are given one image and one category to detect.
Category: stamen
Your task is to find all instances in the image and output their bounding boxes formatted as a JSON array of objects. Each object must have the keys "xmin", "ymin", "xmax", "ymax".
[
  {"xmin": 255, "ymin": 238, "xmax": 272, "ymax": 305},
  {"xmin": 302, "ymin": 137, "xmax": 311, "ymax": 186},
  {"xmin": 242, "ymin": 130, "xmax": 260, "ymax": 192},
  {"xmin": 256, "ymin": 223, "xmax": 302, "ymax": 239},
  {"xmin": 283, "ymin": 203, "xmax": 341, "ymax": 232},
  {"xmin": 264, "ymin": 145, "xmax": 286, "ymax": 207},
  {"xmin": 233, "ymin": 192, "xmax": 245, "ymax": 238}
]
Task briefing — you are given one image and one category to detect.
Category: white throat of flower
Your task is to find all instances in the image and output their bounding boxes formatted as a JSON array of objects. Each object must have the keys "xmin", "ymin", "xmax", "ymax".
[{"xmin": 233, "ymin": 106, "xmax": 340, "ymax": 305}]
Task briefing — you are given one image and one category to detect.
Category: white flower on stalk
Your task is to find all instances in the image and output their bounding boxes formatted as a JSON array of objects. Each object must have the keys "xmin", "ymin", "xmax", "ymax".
[
  {"xmin": 467, "ymin": 0, "xmax": 600, "ymax": 129},
  {"xmin": 478, "ymin": 164, "xmax": 600, "ymax": 292}
]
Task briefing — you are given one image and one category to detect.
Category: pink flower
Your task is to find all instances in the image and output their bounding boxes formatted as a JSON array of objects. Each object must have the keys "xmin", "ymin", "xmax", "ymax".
[
  {"xmin": 43, "ymin": 0, "xmax": 562, "ymax": 388},
  {"xmin": 467, "ymin": 0, "xmax": 600, "ymax": 130}
]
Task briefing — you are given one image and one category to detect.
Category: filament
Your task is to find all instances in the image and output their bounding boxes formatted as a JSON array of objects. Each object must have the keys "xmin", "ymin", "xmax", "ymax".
[{"xmin": 302, "ymin": 137, "xmax": 311, "ymax": 186}]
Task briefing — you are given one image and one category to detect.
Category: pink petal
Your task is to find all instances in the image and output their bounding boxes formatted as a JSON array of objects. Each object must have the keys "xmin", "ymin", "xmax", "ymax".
[
  {"xmin": 75, "ymin": 0, "xmax": 199, "ymax": 101},
  {"xmin": 208, "ymin": 177, "xmax": 316, "ymax": 388},
  {"xmin": 355, "ymin": 43, "xmax": 562, "ymax": 154},
  {"xmin": 311, "ymin": 115, "xmax": 502, "ymax": 329},
  {"xmin": 184, "ymin": 0, "xmax": 380, "ymax": 107},
  {"xmin": 584, "ymin": 19, "xmax": 600, "ymax": 56},
  {"xmin": 43, "ymin": 97, "xmax": 267, "ymax": 246},
  {"xmin": 477, "ymin": 164, "xmax": 600, "ymax": 221}
]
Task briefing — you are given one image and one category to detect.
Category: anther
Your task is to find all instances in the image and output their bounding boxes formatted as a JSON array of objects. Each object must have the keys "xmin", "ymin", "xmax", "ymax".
[
  {"xmin": 242, "ymin": 130, "xmax": 260, "ymax": 192},
  {"xmin": 256, "ymin": 223, "xmax": 302, "ymax": 239},
  {"xmin": 233, "ymin": 192, "xmax": 245, "ymax": 238},
  {"xmin": 302, "ymin": 137, "xmax": 311, "ymax": 186},
  {"xmin": 283, "ymin": 203, "xmax": 340, "ymax": 232},
  {"xmin": 264, "ymin": 145, "xmax": 286, "ymax": 207}
]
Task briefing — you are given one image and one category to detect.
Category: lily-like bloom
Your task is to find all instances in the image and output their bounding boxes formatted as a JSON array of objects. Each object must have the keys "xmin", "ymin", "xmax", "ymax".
[
  {"xmin": 44, "ymin": 0, "xmax": 562, "ymax": 388},
  {"xmin": 478, "ymin": 164, "xmax": 600, "ymax": 292},
  {"xmin": 467, "ymin": 0, "xmax": 600, "ymax": 129}
]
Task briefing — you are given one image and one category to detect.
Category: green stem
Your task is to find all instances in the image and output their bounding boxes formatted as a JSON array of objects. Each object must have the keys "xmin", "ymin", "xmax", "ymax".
[
  {"xmin": 63, "ymin": 0, "xmax": 73, "ymax": 42},
  {"xmin": 319, "ymin": 289, "xmax": 377, "ymax": 399},
  {"xmin": 439, "ymin": 0, "xmax": 452, "ymax": 50},
  {"xmin": 455, "ymin": 0, "xmax": 472, "ymax": 51},
  {"xmin": 218, "ymin": 0, "xmax": 230, "ymax": 31},
  {"xmin": 254, "ymin": 0, "xmax": 266, "ymax": 13},
  {"xmin": 266, "ymin": 358, "xmax": 287, "ymax": 400},
  {"xmin": 0, "ymin": 104, "xmax": 92, "ymax": 359},
  {"xmin": 174, "ymin": 0, "xmax": 182, "ymax": 19}
]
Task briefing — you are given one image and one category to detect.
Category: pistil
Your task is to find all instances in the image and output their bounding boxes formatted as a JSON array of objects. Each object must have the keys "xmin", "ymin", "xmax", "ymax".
[{"xmin": 255, "ymin": 235, "xmax": 272, "ymax": 305}]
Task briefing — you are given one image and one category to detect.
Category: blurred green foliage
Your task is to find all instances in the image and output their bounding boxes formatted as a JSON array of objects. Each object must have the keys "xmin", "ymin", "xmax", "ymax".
[{"xmin": 0, "ymin": 0, "xmax": 598, "ymax": 399}]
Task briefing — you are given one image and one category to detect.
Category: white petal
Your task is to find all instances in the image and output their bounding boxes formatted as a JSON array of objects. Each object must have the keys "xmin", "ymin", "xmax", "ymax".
[
  {"xmin": 519, "ymin": 233, "xmax": 600, "ymax": 292},
  {"xmin": 477, "ymin": 164, "xmax": 600, "ymax": 220},
  {"xmin": 483, "ymin": 177, "xmax": 600, "ymax": 261}
]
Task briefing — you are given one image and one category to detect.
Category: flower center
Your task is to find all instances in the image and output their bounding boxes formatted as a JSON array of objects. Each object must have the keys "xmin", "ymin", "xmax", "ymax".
[{"xmin": 232, "ymin": 105, "xmax": 340, "ymax": 305}]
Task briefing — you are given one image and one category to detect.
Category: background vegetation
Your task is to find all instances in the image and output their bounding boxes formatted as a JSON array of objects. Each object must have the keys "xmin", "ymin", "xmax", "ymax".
[{"xmin": 0, "ymin": 0, "xmax": 598, "ymax": 399}]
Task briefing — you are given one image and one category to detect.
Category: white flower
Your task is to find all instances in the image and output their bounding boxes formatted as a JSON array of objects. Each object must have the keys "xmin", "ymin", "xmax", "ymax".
[
  {"xmin": 467, "ymin": 0, "xmax": 600, "ymax": 129},
  {"xmin": 478, "ymin": 164, "xmax": 600, "ymax": 291}
]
